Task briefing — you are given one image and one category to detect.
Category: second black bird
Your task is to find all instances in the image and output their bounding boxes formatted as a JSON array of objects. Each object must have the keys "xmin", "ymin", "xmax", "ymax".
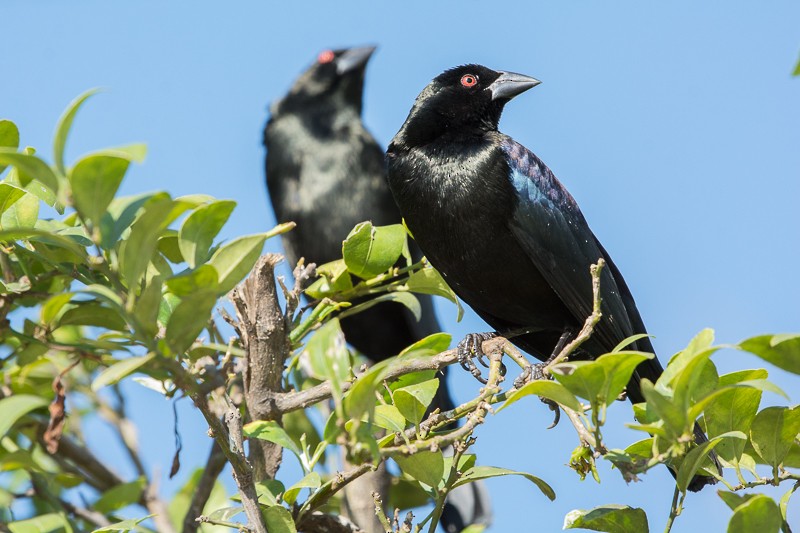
[
  {"xmin": 386, "ymin": 64, "xmax": 721, "ymax": 492},
  {"xmin": 264, "ymin": 48, "xmax": 492, "ymax": 531}
]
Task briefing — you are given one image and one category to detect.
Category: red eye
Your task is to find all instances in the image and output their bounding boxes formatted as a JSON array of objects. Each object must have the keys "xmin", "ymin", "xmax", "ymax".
[
  {"xmin": 461, "ymin": 74, "xmax": 478, "ymax": 87},
  {"xmin": 318, "ymin": 50, "xmax": 335, "ymax": 64}
]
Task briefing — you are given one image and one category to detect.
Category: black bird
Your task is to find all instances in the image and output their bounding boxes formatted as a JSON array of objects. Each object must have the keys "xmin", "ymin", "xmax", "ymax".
[
  {"xmin": 386, "ymin": 64, "xmax": 721, "ymax": 492},
  {"xmin": 264, "ymin": 48, "xmax": 492, "ymax": 530}
]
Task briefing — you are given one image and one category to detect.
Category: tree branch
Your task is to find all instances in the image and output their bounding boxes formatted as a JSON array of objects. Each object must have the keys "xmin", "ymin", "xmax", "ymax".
[
  {"xmin": 183, "ymin": 439, "xmax": 228, "ymax": 533},
  {"xmin": 230, "ymin": 254, "xmax": 290, "ymax": 480}
]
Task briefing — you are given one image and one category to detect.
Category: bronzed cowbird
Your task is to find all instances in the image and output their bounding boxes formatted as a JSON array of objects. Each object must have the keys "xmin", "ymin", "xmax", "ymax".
[
  {"xmin": 386, "ymin": 64, "xmax": 721, "ymax": 492},
  {"xmin": 264, "ymin": 50, "xmax": 492, "ymax": 530}
]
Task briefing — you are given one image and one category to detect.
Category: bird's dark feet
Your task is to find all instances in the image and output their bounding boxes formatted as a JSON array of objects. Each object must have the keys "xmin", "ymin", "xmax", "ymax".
[
  {"xmin": 457, "ymin": 332, "xmax": 498, "ymax": 384},
  {"xmin": 513, "ymin": 361, "xmax": 549, "ymax": 388},
  {"xmin": 514, "ymin": 363, "xmax": 560, "ymax": 428}
]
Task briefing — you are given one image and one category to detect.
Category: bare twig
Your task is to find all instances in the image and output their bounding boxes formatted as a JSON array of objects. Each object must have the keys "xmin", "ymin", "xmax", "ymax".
[
  {"xmin": 545, "ymin": 259, "xmax": 605, "ymax": 371},
  {"xmin": 372, "ymin": 492, "xmax": 393, "ymax": 533}
]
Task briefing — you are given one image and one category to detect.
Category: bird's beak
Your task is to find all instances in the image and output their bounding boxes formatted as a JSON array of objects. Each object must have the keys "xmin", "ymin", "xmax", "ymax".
[
  {"xmin": 336, "ymin": 46, "xmax": 377, "ymax": 75},
  {"xmin": 489, "ymin": 71, "xmax": 541, "ymax": 101}
]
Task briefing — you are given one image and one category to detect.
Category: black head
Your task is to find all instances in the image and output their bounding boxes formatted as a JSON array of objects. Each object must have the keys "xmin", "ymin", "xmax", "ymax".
[
  {"xmin": 274, "ymin": 46, "xmax": 377, "ymax": 115},
  {"xmin": 392, "ymin": 64, "xmax": 540, "ymax": 148}
]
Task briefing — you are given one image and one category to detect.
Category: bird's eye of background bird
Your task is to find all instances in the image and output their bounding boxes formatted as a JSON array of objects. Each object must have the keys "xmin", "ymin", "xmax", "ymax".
[
  {"xmin": 460, "ymin": 74, "xmax": 478, "ymax": 87},
  {"xmin": 317, "ymin": 50, "xmax": 335, "ymax": 64}
]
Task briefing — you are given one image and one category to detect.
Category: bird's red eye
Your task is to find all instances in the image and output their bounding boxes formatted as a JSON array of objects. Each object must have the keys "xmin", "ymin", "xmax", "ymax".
[
  {"xmin": 318, "ymin": 50, "xmax": 335, "ymax": 64},
  {"xmin": 461, "ymin": 74, "xmax": 478, "ymax": 87}
]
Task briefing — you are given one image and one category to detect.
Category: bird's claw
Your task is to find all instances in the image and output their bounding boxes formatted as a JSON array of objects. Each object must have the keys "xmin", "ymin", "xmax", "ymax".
[
  {"xmin": 457, "ymin": 332, "xmax": 498, "ymax": 384},
  {"xmin": 512, "ymin": 363, "xmax": 560, "ymax": 428},
  {"xmin": 513, "ymin": 362, "xmax": 548, "ymax": 388},
  {"xmin": 544, "ymin": 398, "xmax": 560, "ymax": 429}
]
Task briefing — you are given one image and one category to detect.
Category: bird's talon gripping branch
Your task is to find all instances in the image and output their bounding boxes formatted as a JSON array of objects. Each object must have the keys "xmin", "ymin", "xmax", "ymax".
[
  {"xmin": 457, "ymin": 332, "xmax": 498, "ymax": 383},
  {"xmin": 544, "ymin": 398, "xmax": 560, "ymax": 429}
]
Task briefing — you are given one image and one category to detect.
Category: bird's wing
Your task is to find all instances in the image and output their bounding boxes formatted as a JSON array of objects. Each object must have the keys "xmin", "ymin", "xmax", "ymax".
[{"xmin": 500, "ymin": 137, "xmax": 636, "ymax": 353}]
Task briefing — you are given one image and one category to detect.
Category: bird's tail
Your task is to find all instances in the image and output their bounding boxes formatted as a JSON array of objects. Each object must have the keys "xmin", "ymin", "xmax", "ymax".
[
  {"xmin": 627, "ymin": 341, "xmax": 722, "ymax": 492},
  {"xmin": 683, "ymin": 422, "xmax": 723, "ymax": 492},
  {"xmin": 440, "ymin": 478, "xmax": 493, "ymax": 533}
]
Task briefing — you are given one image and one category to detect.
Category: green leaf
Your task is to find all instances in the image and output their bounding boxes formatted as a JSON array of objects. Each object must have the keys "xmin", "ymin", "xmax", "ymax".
[
  {"xmin": 92, "ymin": 354, "xmax": 156, "ymax": 391},
  {"xmin": 263, "ymin": 505, "xmax": 297, "ymax": 533},
  {"xmin": 749, "ymin": 406, "xmax": 800, "ymax": 476},
  {"xmin": 0, "ymin": 183, "xmax": 25, "ymax": 215},
  {"xmin": 53, "ymin": 88, "xmax": 100, "ymax": 175},
  {"xmin": 393, "ymin": 450, "xmax": 445, "ymax": 489},
  {"xmin": 207, "ymin": 233, "xmax": 267, "ymax": 293},
  {"xmin": 70, "ymin": 154, "xmax": 130, "ymax": 225},
  {"xmin": 342, "ymin": 222, "xmax": 406, "ymax": 279},
  {"xmin": 0, "ymin": 120, "xmax": 20, "ymax": 174},
  {"xmin": 453, "ymin": 466, "xmax": 555, "ymax": 501},
  {"xmin": 0, "ymin": 148, "xmax": 59, "ymax": 195},
  {"xmin": 339, "ymin": 291, "xmax": 421, "ymax": 322},
  {"xmin": 90, "ymin": 144, "xmax": 147, "ymax": 164},
  {"xmin": 551, "ymin": 351, "xmax": 653, "ymax": 407},
  {"xmin": 134, "ymin": 276, "xmax": 163, "ymax": 339},
  {"xmin": 793, "ymin": 55, "xmax": 800, "ymax": 77},
  {"xmin": 165, "ymin": 265, "xmax": 219, "ymax": 296},
  {"xmin": 283, "ymin": 472, "xmax": 321, "ymax": 505},
  {"xmin": 8, "ymin": 513, "xmax": 69, "ymax": 533},
  {"xmin": 59, "ymin": 302, "xmax": 128, "ymax": 330},
  {"xmin": 0, "ymin": 395, "xmax": 49, "ymax": 438},
  {"xmin": 120, "ymin": 193, "xmax": 174, "ymax": 288},
  {"xmin": 165, "ymin": 290, "xmax": 217, "ymax": 354},
  {"xmin": 99, "ymin": 192, "xmax": 153, "ymax": 249},
  {"xmin": 563, "ymin": 505, "xmax": 648, "ymax": 533},
  {"xmin": 718, "ymin": 491, "xmax": 758, "ymax": 511},
  {"xmin": 344, "ymin": 359, "xmax": 391, "ymax": 421},
  {"xmin": 305, "ymin": 259, "xmax": 353, "ymax": 299},
  {"xmin": 703, "ymin": 370, "xmax": 766, "ymax": 463},
  {"xmin": 305, "ymin": 318, "xmax": 351, "ymax": 391},
  {"xmin": 611, "ymin": 333, "xmax": 652, "ymax": 353},
  {"xmin": 0, "ymin": 191, "xmax": 38, "ymax": 230},
  {"xmin": 92, "ymin": 515, "xmax": 154, "ymax": 532},
  {"xmin": 779, "ymin": 482, "xmax": 798, "ymax": 527},
  {"xmin": 369, "ymin": 404, "xmax": 408, "ymax": 433},
  {"xmin": 393, "ymin": 378, "xmax": 439, "ymax": 424},
  {"xmin": 497, "ymin": 379, "xmax": 583, "ymax": 413},
  {"xmin": 243, "ymin": 420, "xmax": 301, "ymax": 456},
  {"xmin": 157, "ymin": 231, "xmax": 183, "ymax": 263},
  {"xmin": 406, "ymin": 266, "xmax": 463, "ymax": 321},
  {"xmin": 94, "ymin": 477, "xmax": 147, "ymax": 513},
  {"xmin": 399, "ymin": 333, "xmax": 452, "ymax": 358},
  {"xmin": 178, "ymin": 199, "xmax": 236, "ymax": 268},
  {"xmin": 639, "ymin": 380, "xmax": 687, "ymax": 439},
  {"xmin": 740, "ymin": 335, "xmax": 800, "ymax": 375},
  {"xmin": 727, "ymin": 494, "xmax": 782, "ymax": 533},
  {"xmin": 676, "ymin": 431, "xmax": 745, "ymax": 492}
]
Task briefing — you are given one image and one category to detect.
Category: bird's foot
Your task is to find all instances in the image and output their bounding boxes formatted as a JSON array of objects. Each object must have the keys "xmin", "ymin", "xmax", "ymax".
[
  {"xmin": 513, "ymin": 363, "xmax": 560, "ymax": 428},
  {"xmin": 513, "ymin": 361, "xmax": 549, "ymax": 388},
  {"xmin": 457, "ymin": 332, "xmax": 498, "ymax": 384}
]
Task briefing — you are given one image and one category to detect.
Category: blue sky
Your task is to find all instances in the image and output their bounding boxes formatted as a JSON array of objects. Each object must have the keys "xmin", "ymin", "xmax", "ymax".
[{"xmin": 2, "ymin": 1, "xmax": 799, "ymax": 531}]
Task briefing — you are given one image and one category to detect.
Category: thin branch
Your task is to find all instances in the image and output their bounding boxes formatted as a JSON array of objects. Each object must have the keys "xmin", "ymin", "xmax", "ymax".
[
  {"xmin": 372, "ymin": 492, "xmax": 393, "ymax": 533},
  {"xmin": 183, "ymin": 439, "xmax": 228, "ymax": 533},
  {"xmin": 730, "ymin": 472, "xmax": 800, "ymax": 491},
  {"xmin": 275, "ymin": 348, "xmax": 460, "ymax": 416},
  {"xmin": 545, "ymin": 259, "xmax": 605, "ymax": 371}
]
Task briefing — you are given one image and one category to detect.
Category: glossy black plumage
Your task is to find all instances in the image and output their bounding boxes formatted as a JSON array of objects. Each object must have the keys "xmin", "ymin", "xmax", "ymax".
[
  {"xmin": 386, "ymin": 64, "xmax": 719, "ymax": 491},
  {"xmin": 265, "ymin": 46, "xmax": 436, "ymax": 361},
  {"xmin": 264, "ymin": 50, "xmax": 492, "ymax": 530}
]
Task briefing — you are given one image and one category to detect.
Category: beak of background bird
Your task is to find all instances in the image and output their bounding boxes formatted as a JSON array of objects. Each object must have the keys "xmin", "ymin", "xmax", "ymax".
[
  {"xmin": 489, "ymin": 72, "xmax": 541, "ymax": 101},
  {"xmin": 336, "ymin": 46, "xmax": 377, "ymax": 75}
]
